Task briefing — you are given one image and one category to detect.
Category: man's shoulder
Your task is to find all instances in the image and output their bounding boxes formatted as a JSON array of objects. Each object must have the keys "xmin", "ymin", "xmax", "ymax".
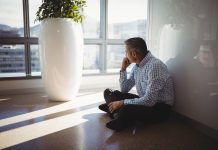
[
  {"xmin": 149, "ymin": 56, "xmax": 166, "ymax": 66},
  {"xmin": 144, "ymin": 52, "xmax": 167, "ymax": 69},
  {"xmin": 147, "ymin": 58, "xmax": 169, "ymax": 74}
]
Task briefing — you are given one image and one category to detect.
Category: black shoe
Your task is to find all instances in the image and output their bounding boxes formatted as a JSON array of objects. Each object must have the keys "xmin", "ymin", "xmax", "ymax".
[
  {"xmin": 106, "ymin": 119, "xmax": 124, "ymax": 131},
  {"xmin": 98, "ymin": 103, "xmax": 108, "ymax": 112},
  {"xmin": 98, "ymin": 103, "xmax": 115, "ymax": 119},
  {"xmin": 104, "ymin": 88, "xmax": 114, "ymax": 104}
]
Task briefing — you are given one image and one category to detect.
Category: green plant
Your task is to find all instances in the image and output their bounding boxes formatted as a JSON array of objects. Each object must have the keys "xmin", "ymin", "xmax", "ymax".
[{"xmin": 35, "ymin": 0, "xmax": 86, "ymax": 23}]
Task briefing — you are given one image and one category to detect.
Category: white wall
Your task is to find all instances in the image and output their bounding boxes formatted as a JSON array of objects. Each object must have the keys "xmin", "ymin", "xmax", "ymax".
[{"xmin": 149, "ymin": 0, "xmax": 218, "ymax": 131}]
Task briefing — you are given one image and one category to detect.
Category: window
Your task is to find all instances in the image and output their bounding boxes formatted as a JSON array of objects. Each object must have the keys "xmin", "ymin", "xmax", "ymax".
[
  {"xmin": 30, "ymin": 45, "xmax": 40, "ymax": 76},
  {"xmin": 0, "ymin": 0, "xmax": 24, "ymax": 38},
  {"xmin": 0, "ymin": 45, "xmax": 25, "ymax": 77},
  {"xmin": 83, "ymin": 0, "xmax": 100, "ymax": 38},
  {"xmin": 0, "ymin": 0, "xmax": 148, "ymax": 79},
  {"xmin": 83, "ymin": 45, "xmax": 100, "ymax": 74},
  {"xmin": 29, "ymin": 0, "xmax": 42, "ymax": 37},
  {"xmin": 108, "ymin": 0, "xmax": 147, "ymax": 39},
  {"xmin": 107, "ymin": 45, "xmax": 124, "ymax": 72}
]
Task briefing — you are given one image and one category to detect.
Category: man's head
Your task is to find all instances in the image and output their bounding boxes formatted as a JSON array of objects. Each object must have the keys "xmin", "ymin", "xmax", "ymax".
[{"xmin": 124, "ymin": 37, "xmax": 148, "ymax": 64}]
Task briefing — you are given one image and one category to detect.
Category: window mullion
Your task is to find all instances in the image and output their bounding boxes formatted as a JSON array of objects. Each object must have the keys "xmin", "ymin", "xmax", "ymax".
[
  {"xmin": 100, "ymin": 0, "xmax": 107, "ymax": 73},
  {"xmin": 23, "ymin": 0, "xmax": 31, "ymax": 76}
]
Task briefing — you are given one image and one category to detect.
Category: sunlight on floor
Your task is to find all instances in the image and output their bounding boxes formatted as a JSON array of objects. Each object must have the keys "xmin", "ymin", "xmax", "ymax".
[
  {"xmin": 0, "ymin": 92, "xmax": 103, "ymax": 127},
  {"xmin": 0, "ymin": 91, "xmax": 105, "ymax": 149},
  {"xmin": 0, "ymin": 98, "xmax": 11, "ymax": 101},
  {"xmin": 0, "ymin": 107, "xmax": 103, "ymax": 149}
]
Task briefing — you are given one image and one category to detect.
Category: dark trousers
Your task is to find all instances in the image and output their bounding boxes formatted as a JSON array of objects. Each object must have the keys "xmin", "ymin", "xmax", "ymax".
[{"xmin": 104, "ymin": 89, "xmax": 172, "ymax": 126}]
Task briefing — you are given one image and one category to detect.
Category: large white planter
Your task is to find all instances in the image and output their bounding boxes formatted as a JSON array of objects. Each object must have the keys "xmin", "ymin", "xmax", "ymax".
[{"xmin": 39, "ymin": 18, "xmax": 83, "ymax": 101}]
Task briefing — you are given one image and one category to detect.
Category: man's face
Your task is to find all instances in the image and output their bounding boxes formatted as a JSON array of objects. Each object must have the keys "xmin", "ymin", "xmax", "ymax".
[{"xmin": 125, "ymin": 46, "xmax": 135, "ymax": 63}]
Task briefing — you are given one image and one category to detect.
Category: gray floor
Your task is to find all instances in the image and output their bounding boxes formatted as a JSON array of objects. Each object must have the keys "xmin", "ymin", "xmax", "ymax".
[{"xmin": 0, "ymin": 91, "xmax": 218, "ymax": 150}]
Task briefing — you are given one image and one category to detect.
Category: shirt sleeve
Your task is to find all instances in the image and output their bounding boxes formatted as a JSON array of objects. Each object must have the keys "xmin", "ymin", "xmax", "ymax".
[
  {"xmin": 124, "ymin": 63, "xmax": 168, "ymax": 106},
  {"xmin": 119, "ymin": 65, "xmax": 136, "ymax": 93}
]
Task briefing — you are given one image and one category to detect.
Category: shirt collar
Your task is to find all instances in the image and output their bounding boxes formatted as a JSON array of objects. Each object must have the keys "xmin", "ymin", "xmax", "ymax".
[{"xmin": 138, "ymin": 51, "xmax": 152, "ymax": 68}]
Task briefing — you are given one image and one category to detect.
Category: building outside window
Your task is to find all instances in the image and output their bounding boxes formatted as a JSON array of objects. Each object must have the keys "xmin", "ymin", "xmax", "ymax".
[{"xmin": 0, "ymin": 0, "xmax": 148, "ymax": 79}]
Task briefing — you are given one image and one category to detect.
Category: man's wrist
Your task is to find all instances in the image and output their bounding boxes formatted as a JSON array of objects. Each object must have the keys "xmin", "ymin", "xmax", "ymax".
[
  {"xmin": 121, "ymin": 100, "xmax": 124, "ymax": 105},
  {"xmin": 119, "ymin": 100, "xmax": 124, "ymax": 107}
]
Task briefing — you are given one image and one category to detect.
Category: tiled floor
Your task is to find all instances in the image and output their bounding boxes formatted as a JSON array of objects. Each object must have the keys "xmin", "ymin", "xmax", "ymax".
[{"xmin": 0, "ymin": 90, "xmax": 218, "ymax": 150}]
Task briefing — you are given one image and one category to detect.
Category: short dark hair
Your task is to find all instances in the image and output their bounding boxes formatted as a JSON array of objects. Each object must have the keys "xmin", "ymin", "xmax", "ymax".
[{"xmin": 124, "ymin": 37, "xmax": 148, "ymax": 55}]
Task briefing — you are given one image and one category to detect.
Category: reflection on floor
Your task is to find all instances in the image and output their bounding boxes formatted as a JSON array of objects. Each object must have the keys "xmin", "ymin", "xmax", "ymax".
[{"xmin": 0, "ymin": 90, "xmax": 218, "ymax": 150}]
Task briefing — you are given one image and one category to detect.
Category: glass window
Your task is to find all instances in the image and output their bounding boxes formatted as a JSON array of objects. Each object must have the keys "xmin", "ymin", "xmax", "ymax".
[
  {"xmin": 0, "ymin": 0, "xmax": 24, "ymax": 37},
  {"xmin": 0, "ymin": 45, "xmax": 25, "ymax": 77},
  {"xmin": 30, "ymin": 45, "xmax": 41, "ymax": 76},
  {"xmin": 83, "ymin": 45, "xmax": 100, "ymax": 74},
  {"xmin": 108, "ymin": 0, "xmax": 147, "ymax": 39},
  {"xmin": 107, "ymin": 45, "xmax": 124, "ymax": 72},
  {"xmin": 29, "ymin": 0, "xmax": 42, "ymax": 37},
  {"xmin": 82, "ymin": 0, "xmax": 100, "ymax": 38}
]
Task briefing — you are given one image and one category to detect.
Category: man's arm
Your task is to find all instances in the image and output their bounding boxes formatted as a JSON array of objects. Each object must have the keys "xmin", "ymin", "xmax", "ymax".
[
  {"xmin": 119, "ymin": 58, "xmax": 136, "ymax": 93},
  {"xmin": 119, "ymin": 69, "xmax": 135, "ymax": 93}
]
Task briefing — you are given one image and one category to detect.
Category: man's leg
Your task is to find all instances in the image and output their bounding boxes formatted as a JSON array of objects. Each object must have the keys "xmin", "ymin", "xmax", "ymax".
[
  {"xmin": 98, "ymin": 88, "xmax": 139, "ymax": 118},
  {"xmin": 106, "ymin": 103, "xmax": 172, "ymax": 131}
]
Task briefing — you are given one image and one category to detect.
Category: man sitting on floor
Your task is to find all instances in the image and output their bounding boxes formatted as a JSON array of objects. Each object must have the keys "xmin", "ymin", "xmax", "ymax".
[{"xmin": 99, "ymin": 37, "xmax": 175, "ymax": 131}]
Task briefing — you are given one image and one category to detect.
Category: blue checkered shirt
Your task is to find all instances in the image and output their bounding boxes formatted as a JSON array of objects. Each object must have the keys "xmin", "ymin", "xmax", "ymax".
[{"xmin": 119, "ymin": 52, "xmax": 174, "ymax": 107}]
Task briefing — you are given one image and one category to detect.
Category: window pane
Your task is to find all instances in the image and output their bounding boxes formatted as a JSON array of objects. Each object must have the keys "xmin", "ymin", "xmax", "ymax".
[
  {"xmin": 29, "ymin": 0, "xmax": 42, "ymax": 37},
  {"xmin": 0, "ymin": 0, "xmax": 24, "ymax": 37},
  {"xmin": 31, "ymin": 45, "xmax": 41, "ymax": 76},
  {"xmin": 108, "ymin": 0, "xmax": 147, "ymax": 39},
  {"xmin": 83, "ymin": 45, "xmax": 100, "ymax": 73},
  {"xmin": 83, "ymin": 0, "xmax": 100, "ymax": 38},
  {"xmin": 107, "ymin": 45, "xmax": 124, "ymax": 72},
  {"xmin": 0, "ymin": 45, "xmax": 25, "ymax": 77}
]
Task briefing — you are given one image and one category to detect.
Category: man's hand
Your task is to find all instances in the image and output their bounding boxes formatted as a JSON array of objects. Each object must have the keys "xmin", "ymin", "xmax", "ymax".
[
  {"xmin": 108, "ymin": 101, "xmax": 124, "ymax": 113},
  {"xmin": 121, "ymin": 57, "xmax": 131, "ymax": 71}
]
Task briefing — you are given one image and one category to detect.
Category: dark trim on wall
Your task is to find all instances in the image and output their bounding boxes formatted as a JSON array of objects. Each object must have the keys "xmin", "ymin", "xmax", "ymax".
[
  {"xmin": 0, "ymin": 76, "xmax": 41, "ymax": 81},
  {"xmin": 172, "ymin": 111, "xmax": 218, "ymax": 141},
  {"xmin": 0, "ymin": 88, "xmax": 45, "ymax": 96}
]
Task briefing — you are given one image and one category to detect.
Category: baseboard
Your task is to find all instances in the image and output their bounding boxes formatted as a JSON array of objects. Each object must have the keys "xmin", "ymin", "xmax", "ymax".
[
  {"xmin": 0, "ymin": 88, "xmax": 45, "ymax": 96},
  {"xmin": 172, "ymin": 111, "xmax": 218, "ymax": 141}
]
